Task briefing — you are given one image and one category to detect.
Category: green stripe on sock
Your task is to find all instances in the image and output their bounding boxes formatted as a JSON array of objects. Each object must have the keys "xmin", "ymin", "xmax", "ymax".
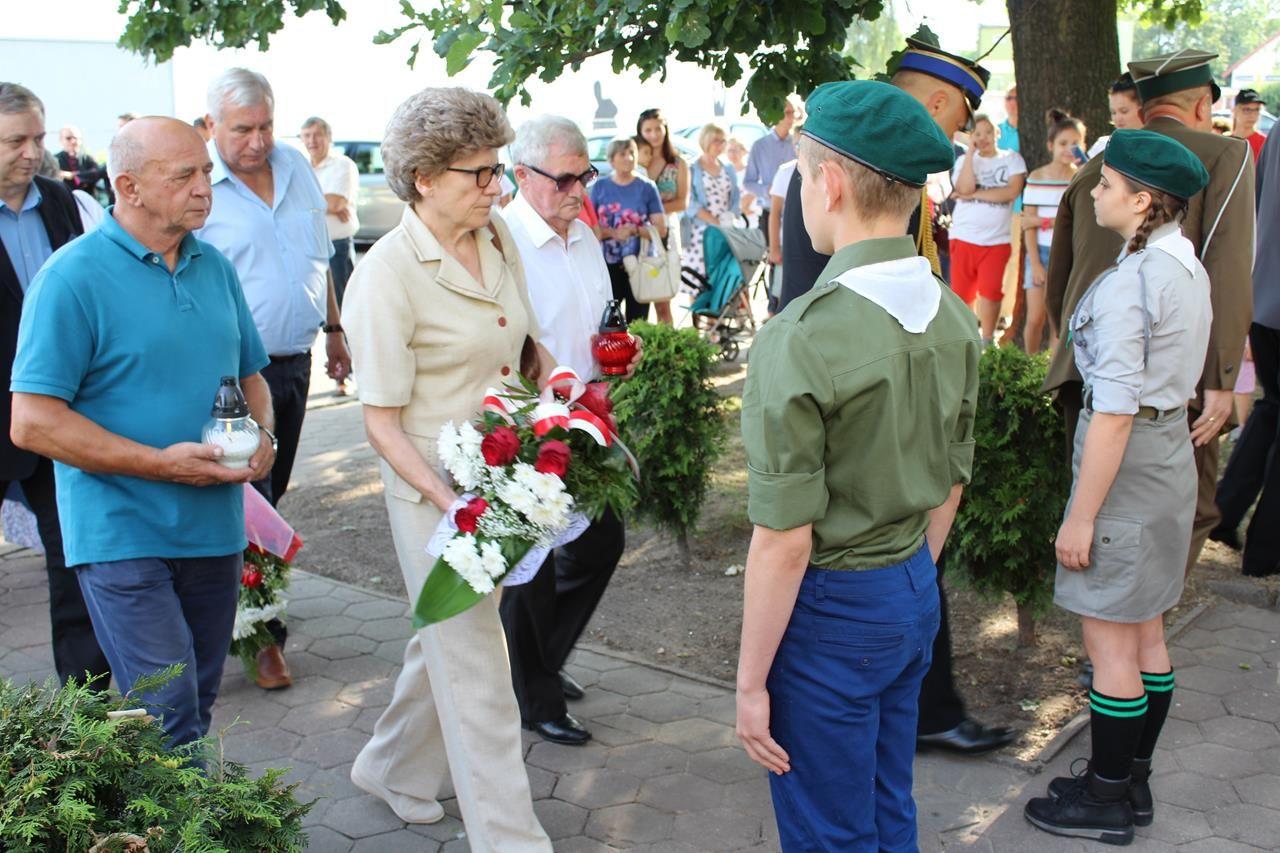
[
  {"xmin": 1090, "ymin": 691, "xmax": 1149, "ymax": 710},
  {"xmin": 1142, "ymin": 671, "xmax": 1175, "ymax": 692},
  {"xmin": 1090, "ymin": 701, "xmax": 1149, "ymax": 718}
]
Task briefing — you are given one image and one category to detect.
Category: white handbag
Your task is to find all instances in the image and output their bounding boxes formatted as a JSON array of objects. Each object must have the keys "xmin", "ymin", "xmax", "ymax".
[{"xmin": 624, "ymin": 224, "xmax": 679, "ymax": 303}]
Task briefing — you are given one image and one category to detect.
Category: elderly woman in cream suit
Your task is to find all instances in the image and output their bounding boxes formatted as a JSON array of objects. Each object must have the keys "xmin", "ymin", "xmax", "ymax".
[{"xmin": 342, "ymin": 88, "xmax": 557, "ymax": 852}]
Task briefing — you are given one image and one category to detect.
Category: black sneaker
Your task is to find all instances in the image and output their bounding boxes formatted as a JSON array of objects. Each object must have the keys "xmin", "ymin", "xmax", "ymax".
[
  {"xmin": 1026, "ymin": 772, "xmax": 1135, "ymax": 845},
  {"xmin": 1048, "ymin": 758, "xmax": 1154, "ymax": 827}
]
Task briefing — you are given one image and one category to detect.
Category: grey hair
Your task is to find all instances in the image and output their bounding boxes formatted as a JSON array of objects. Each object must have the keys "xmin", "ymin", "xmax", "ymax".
[
  {"xmin": 107, "ymin": 133, "xmax": 146, "ymax": 183},
  {"xmin": 381, "ymin": 87, "xmax": 513, "ymax": 203},
  {"xmin": 0, "ymin": 82, "xmax": 43, "ymax": 116},
  {"xmin": 302, "ymin": 116, "xmax": 332, "ymax": 137},
  {"xmin": 206, "ymin": 68, "xmax": 274, "ymax": 121},
  {"xmin": 511, "ymin": 115, "xmax": 587, "ymax": 167},
  {"xmin": 606, "ymin": 137, "xmax": 637, "ymax": 161},
  {"xmin": 38, "ymin": 151, "xmax": 59, "ymax": 180}
]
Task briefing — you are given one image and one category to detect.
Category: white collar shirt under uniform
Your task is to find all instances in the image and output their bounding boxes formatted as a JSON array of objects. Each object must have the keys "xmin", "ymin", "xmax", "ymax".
[
  {"xmin": 311, "ymin": 151, "xmax": 361, "ymax": 241},
  {"xmin": 499, "ymin": 193, "xmax": 611, "ymax": 379},
  {"xmin": 198, "ymin": 141, "xmax": 334, "ymax": 356}
]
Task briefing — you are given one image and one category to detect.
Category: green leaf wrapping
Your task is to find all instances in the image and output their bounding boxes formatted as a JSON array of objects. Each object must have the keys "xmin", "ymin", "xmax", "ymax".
[{"xmin": 413, "ymin": 538, "xmax": 532, "ymax": 627}]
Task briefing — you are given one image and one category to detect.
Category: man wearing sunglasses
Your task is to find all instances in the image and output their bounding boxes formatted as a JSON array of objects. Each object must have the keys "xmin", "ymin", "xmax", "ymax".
[{"xmin": 496, "ymin": 115, "xmax": 630, "ymax": 747}]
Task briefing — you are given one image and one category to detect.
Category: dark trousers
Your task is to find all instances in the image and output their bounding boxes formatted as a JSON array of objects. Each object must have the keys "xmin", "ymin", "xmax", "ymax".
[
  {"xmin": 769, "ymin": 545, "xmax": 940, "ymax": 851},
  {"xmin": 607, "ymin": 262, "xmax": 649, "ymax": 324},
  {"xmin": 759, "ymin": 215, "xmax": 778, "ymax": 315},
  {"xmin": 4, "ymin": 458, "xmax": 111, "ymax": 688},
  {"xmin": 329, "ymin": 237, "xmax": 354, "ymax": 308},
  {"xmin": 77, "ymin": 554, "xmax": 240, "ymax": 746},
  {"xmin": 1217, "ymin": 323, "xmax": 1280, "ymax": 576},
  {"xmin": 252, "ymin": 351, "xmax": 312, "ymax": 645},
  {"xmin": 499, "ymin": 509, "xmax": 624, "ymax": 722},
  {"xmin": 916, "ymin": 551, "xmax": 967, "ymax": 735}
]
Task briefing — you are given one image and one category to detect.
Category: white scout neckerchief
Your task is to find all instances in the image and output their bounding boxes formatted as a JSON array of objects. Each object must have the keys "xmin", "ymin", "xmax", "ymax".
[
  {"xmin": 1143, "ymin": 228, "xmax": 1197, "ymax": 275},
  {"xmin": 830, "ymin": 256, "xmax": 941, "ymax": 334}
]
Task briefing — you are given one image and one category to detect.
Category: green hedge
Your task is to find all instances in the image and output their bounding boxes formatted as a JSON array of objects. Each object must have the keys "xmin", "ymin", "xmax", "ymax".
[
  {"xmin": 949, "ymin": 346, "xmax": 1070, "ymax": 643},
  {"xmin": 611, "ymin": 322, "xmax": 727, "ymax": 560}
]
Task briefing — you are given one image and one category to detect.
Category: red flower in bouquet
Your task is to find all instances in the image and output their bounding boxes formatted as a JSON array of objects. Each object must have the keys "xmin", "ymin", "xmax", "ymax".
[
  {"xmin": 454, "ymin": 497, "xmax": 490, "ymax": 534},
  {"xmin": 481, "ymin": 426, "xmax": 521, "ymax": 466},
  {"xmin": 242, "ymin": 566, "xmax": 264, "ymax": 588},
  {"xmin": 534, "ymin": 440, "xmax": 572, "ymax": 477}
]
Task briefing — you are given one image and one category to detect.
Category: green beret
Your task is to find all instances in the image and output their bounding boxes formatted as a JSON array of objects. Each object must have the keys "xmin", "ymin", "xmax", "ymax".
[
  {"xmin": 801, "ymin": 80, "xmax": 954, "ymax": 188},
  {"xmin": 1128, "ymin": 49, "xmax": 1221, "ymax": 103},
  {"xmin": 1103, "ymin": 129, "xmax": 1209, "ymax": 201}
]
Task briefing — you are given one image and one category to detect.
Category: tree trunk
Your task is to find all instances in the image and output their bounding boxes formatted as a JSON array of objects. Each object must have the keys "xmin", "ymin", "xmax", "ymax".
[
  {"xmin": 1006, "ymin": 0, "xmax": 1120, "ymax": 172},
  {"xmin": 1016, "ymin": 599, "xmax": 1038, "ymax": 647},
  {"xmin": 676, "ymin": 528, "xmax": 692, "ymax": 569}
]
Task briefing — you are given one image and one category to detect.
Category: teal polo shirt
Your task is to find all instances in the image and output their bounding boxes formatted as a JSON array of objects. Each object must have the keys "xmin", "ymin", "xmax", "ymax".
[{"xmin": 11, "ymin": 211, "xmax": 270, "ymax": 567}]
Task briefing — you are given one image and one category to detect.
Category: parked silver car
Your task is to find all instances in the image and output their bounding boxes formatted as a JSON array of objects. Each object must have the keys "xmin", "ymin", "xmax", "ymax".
[{"xmin": 333, "ymin": 140, "xmax": 402, "ymax": 247}]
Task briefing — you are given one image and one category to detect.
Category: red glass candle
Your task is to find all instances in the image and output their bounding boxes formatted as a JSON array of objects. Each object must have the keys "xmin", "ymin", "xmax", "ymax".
[{"xmin": 593, "ymin": 299, "xmax": 637, "ymax": 376}]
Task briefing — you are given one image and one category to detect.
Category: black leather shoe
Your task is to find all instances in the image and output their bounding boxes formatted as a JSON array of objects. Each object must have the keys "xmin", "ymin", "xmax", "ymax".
[
  {"xmin": 1209, "ymin": 525, "xmax": 1243, "ymax": 551},
  {"xmin": 560, "ymin": 670, "xmax": 585, "ymax": 701},
  {"xmin": 917, "ymin": 719, "xmax": 1016, "ymax": 755},
  {"xmin": 1026, "ymin": 771, "xmax": 1135, "ymax": 845},
  {"xmin": 524, "ymin": 714, "xmax": 592, "ymax": 746},
  {"xmin": 1049, "ymin": 757, "xmax": 1153, "ymax": 827}
]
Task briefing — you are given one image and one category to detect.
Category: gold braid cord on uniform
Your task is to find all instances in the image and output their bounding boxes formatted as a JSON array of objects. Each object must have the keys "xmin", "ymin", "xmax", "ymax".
[{"xmin": 915, "ymin": 187, "xmax": 941, "ymax": 277}]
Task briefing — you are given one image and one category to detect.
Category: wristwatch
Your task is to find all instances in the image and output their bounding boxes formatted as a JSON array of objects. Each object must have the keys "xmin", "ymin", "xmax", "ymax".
[
  {"xmin": 323, "ymin": 323, "xmax": 344, "ymax": 334},
  {"xmin": 261, "ymin": 426, "xmax": 278, "ymax": 452}
]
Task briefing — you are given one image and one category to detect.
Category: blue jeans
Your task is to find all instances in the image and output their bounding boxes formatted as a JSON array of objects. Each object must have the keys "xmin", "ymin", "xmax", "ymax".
[
  {"xmin": 76, "ymin": 554, "xmax": 241, "ymax": 747},
  {"xmin": 768, "ymin": 543, "xmax": 941, "ymax": 852},
  {"xmin": 329, "ymin": 237, "xmax": 354, "ymax": 307}
]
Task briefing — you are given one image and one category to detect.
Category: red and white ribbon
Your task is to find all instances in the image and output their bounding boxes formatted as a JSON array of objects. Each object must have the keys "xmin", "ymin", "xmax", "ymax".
[{"xmin": 482, "ymin": 388, "xmax": 521, "ymax": 424}]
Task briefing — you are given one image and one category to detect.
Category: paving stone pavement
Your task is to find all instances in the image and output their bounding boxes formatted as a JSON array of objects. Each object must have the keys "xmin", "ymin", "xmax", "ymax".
[
  {"xmin": 975, "ymin": 602, "xmax": 1280, "ymax": 852},
  {"xmin": 0, "ymin": 542, "xmax": 1032, "ymax": 851}
]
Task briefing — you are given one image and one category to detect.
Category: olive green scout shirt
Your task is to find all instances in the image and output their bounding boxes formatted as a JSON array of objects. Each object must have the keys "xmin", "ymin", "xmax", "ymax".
[{"xmin": 742, "ymin": 237, "xmax": 980, "ymax": 570}]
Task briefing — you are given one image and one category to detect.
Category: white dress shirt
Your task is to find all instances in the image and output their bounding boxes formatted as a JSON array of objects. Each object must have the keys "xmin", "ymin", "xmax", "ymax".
[
  {"xmin": 499, "ymin": 194, "xmax": 611, "ymax": 379},
  {"xmin": 197, "ymin": 141, "xmax": 333, "ymax": 356},
  {"xmin": 311, "ymin": 151, "xmax": 361, "ymax": 241}
]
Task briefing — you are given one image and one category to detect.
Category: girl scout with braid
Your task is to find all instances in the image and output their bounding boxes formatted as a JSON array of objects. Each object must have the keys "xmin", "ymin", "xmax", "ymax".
[
  {"xmin": 1024, "ymin": 130, "xmax": 1211, "ymax": 846},
  {"xmin": 736, "ymin": 80, "xmax": 977, "ymax": 852}
]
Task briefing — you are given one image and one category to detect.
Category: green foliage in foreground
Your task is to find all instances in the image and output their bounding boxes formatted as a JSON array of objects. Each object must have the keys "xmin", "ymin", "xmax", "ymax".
[{"xmin": 0, "ymin": 667, "xmax": 312, "ymax": 852}]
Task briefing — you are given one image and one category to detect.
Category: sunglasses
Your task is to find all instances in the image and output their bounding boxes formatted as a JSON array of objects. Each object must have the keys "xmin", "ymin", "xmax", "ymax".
[
  {"xmin": 445, "ymin": 162, "xmax": 506, "ymax": 188},
  {"xmin": 522, "ymin": 162, "xmax": 599, "ymax": 192}
]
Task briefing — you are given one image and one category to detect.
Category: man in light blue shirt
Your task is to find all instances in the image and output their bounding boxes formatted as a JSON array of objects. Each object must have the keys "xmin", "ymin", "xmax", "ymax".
[
  {"xmin": 11, "ymin": 117, "xmax": 275, "ymax": 746},
  {"xmin": 744, "ymin": 97, "xmax": 801, "ymax": 310},
  {"xmin": 0, "ymin": 181, "xmax": 53, "ymax": 292},
  {"xmin": 196, "ymin": 68, "xmax": 350, "ymax": 689}
]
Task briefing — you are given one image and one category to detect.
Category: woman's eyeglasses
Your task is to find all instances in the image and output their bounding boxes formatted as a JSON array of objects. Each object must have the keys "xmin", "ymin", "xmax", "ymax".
[
  {"xmin": 522, "ymin": 163, "xmax": 599, "ymax": 193},
  {"xmin": 445, "ymin": 163, "xmax": 506, "ymax": 188}
]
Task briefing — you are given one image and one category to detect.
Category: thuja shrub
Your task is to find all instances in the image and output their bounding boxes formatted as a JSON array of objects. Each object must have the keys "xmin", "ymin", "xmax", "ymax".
[
  {"xmin": 611, "ymin": 321, "xmax": 728, "ymax": 563},
  {"xmin": 949, "ymin": 345, "xmax": 1070, "ymax": 646},
  {"xmin": 0, "ymin": 667, "xmax": 312, "ymax": 852}
]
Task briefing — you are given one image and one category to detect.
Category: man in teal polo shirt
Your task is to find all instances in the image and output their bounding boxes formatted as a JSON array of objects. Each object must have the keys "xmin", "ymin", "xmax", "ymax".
[{"xmin": 10, "ymin": 117, "xmax": 275, "ymax": 748}]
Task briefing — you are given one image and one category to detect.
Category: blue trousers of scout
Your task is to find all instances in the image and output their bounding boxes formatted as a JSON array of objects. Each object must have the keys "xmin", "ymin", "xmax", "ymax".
[
  {"xmin": 77, "ymin": 554, "xmax": 241, "ymax": 748},
  {"xmin": 767, "ymin": 543, "xmax": 941, "ymax": 852}
]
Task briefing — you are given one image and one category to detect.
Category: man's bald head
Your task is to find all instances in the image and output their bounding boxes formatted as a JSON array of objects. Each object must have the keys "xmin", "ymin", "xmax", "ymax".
[
  {"xmin": 110, "ymin": 117, "xmax": 215, "ymax": 240},
  {"xmin": 108, "ymin": 116, "xmax": 206, "ymax": 182}
]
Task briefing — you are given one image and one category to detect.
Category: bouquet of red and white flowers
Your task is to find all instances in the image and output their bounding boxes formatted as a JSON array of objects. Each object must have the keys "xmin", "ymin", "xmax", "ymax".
[
  {"xmin": 231, "ymin": 484, "xmax": 303, "ymax": 676},
  {"xmin": 416, "ymin": 367, "xmax": 637, "ymax": 626}
]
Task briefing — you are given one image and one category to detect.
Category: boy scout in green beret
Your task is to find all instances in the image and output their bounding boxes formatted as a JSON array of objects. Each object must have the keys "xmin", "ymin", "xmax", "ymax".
[
  {"xmin": 736, "ymin": 80, "xmax": 977, "ymax": 851},
  {"xmin": 1044, "ymin": 48, "xmax": 1255, "ymax": 576}
]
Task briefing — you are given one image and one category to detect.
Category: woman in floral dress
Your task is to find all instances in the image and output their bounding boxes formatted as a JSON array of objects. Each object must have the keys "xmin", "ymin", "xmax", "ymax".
[{"xmin": 682, "ymin": 123, "xmax": 740, "ymax": 285}]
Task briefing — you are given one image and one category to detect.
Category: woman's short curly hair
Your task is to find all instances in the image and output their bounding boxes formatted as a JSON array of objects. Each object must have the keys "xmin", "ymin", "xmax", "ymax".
[{"xmin": 382, "ymin": 87, "xmax": 514, "ymax": 203}]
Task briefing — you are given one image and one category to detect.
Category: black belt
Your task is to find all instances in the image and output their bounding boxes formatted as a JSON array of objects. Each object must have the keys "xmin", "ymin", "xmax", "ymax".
[{"xmin": 268, "ymin": 351, "xmax": 310, "ymax": 363}]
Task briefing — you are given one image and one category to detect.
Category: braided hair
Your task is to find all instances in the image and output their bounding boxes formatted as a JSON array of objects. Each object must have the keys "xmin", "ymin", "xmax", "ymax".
[{"xmin": 1117, "ymin": 175, "xmax": 1189, "ymax": 254}]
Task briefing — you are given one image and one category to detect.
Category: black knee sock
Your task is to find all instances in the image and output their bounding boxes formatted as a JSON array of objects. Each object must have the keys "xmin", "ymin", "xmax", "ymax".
[
  {"xmin": 1089, "ymin": 689, "xmax": 1148, "ymax": 780},
  {"xmin": 1134, "ymin": 670, "xmax": 1174, "ymax": 761}
]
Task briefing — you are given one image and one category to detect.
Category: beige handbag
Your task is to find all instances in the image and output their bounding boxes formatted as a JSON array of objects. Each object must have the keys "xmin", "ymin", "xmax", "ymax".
[{"xmin": 624, "ymin": 225, "xmax": 679, "ymax": 303}]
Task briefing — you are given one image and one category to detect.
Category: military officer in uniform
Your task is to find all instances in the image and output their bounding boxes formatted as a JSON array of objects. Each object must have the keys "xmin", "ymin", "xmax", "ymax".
[
  {"xmin": 1025, "ymin": 130, "xmax": 1211, "ymax": 846},
  {"xmin": 736, "ymin": 81, "xmax": 978, "ymax": 852},
  {"xmin": 1044, "ymin": 49, "xmax": 1256, "ymax": 576}
]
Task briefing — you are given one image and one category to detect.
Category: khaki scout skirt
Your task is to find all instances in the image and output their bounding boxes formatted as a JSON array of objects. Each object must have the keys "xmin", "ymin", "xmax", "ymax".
[{"xmin": 1053, "ymin": 408, "xmax": 1196, "ymax": 623}]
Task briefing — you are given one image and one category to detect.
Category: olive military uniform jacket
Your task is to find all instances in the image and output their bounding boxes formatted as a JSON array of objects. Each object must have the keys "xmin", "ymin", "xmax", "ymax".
[{"xmin": 1044, "ymin": 115, "xmax": 1255, "ymax": 399}]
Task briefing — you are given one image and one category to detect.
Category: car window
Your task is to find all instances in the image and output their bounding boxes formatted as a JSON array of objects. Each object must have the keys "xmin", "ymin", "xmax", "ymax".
[
  {"xmin": 587, "ymin": 136, "xmax": 613, "ymax": 163},
  {"xmin": 343, "ymin": 142, "xmax": 384, "ymax": 175}
]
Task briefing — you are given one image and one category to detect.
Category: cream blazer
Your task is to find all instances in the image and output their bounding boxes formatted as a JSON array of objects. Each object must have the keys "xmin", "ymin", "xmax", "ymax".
[{"xmin": 342, "ymin": 205, "xmax": 540, "ymax": 504}]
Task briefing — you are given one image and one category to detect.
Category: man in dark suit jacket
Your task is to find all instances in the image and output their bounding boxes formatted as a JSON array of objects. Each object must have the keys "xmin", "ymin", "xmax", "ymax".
[
  {"xmin": 1044, "ymin": 49, "xmax": 1256, "ymax": 576},
  {"xmin": 0, "ymin": 82, "xmax": 110, "ymax": 687},
  {"xmin": 55, "ymin": 125, "xmax": 105, "ymax": 197}
]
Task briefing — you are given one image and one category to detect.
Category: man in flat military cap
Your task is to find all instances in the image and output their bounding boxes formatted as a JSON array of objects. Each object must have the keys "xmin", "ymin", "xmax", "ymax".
[
  {"xmin": 735, "ymin": 79, "xmax": 976, "ymax": 851},
  {"xmin": 774, "ymin": 35, "xmax": 1014, "ymax": 760},
  {"xmin": 1044, "ymin": 47, "xmax": 1255, "ymax": 577}
]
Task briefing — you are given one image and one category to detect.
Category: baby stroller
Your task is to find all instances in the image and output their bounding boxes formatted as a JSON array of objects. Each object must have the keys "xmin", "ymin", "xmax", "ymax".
[{"xmin": 683, "ymin": 224, "xmax": 768, "ymax": 362}]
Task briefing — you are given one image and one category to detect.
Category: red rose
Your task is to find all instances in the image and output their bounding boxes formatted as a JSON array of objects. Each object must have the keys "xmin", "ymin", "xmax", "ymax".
[
  {"xmin": 576, "ymin": 383, "xmax": 618, "ymax": 433},
  {"xmin": 534, "ymin": 440, "xmax": 572, "ymax": 478},
  {"xmin": 242, "ymin": 567, "xmax": 263, "ymax": 589},
  {"xmin": 454, "ymin": 497, "xmax": 489, "ymax": 534},
  {"xmin": 481, "ymin": 426, "xmax": 521, "ymax": 466}
]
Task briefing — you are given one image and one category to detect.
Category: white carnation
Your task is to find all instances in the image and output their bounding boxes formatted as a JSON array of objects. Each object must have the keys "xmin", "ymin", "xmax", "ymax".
[
  {"xmin": 442, "ymin": 534, "xmax": 494, "ymax": 595},
  {"xmin": 479, "ymin": 540, "xmax": 507, "ymax": 578}
]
